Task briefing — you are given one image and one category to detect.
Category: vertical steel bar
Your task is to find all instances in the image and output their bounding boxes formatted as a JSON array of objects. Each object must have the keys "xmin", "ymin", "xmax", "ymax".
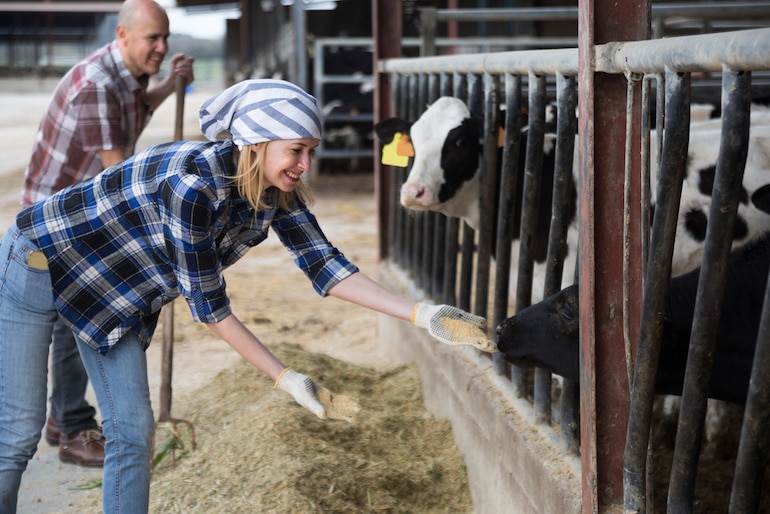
[
  {"xmin": 668, "ymin": 70, "xmax": 752, "ymax": 513},
  {"xmin": 511, "ymin": 73, "xmax": 546, "ymax": 398},
  {"xmin": 390, "ymin": 74, "xmax": 409, "ymax": 267},
  {"xmin": 515, "ymin": 72, "xmax": 547, "ymax": 313},
  {"xmin": 426, "ymin": 74, "xmax": 445, "ymax": 300},
  {"xmin": 491, "ymin": 73, "xmax": 523, "ymax": 376},
  {"xmin": 730, "ymin": 268, "xmax": 770, "ymax": 513},
  {"xmin": 407, "ymin": 74, "xmax": 421, "ymax": 281},
  {"xmin": 473, "ymin": 73, "xmax": 501, "ymax": 323},
  {"xmin": 547, "ymin": 73, "xmax": 579, "ymax": 442},
  {"xmin": 624, "ymin": 70, "xmax": 691, "ymax": 513},
  {"xmin": 457, "ymin": 74, "xmax": 478, "ymax": 312},
  {"xmin": 441, "ymin": 73, "xmax": 459, "ymax": 306}
]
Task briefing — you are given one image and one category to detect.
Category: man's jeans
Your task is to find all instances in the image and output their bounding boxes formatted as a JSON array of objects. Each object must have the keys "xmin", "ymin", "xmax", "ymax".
[{"xmin": 50, "ymin": 316, "xmax": 99, "ymax": 436}]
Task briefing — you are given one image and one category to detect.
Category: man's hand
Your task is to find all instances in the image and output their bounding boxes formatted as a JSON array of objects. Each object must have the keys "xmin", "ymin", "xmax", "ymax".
[
  {"xmin": 412, "ymin": 303, "xmax": 497, "ymax": 353},
  {"xmin": 167, "ymin": 53, "xmax": 195, "ymax": 87}
]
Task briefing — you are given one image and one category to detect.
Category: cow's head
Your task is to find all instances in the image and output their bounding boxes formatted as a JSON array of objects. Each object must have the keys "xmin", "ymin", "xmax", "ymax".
[
  {"xmin": 374, "ymin": 97, "xmax": 484, "ymax": 229},
  {"xmin": 495, "ymin": 284, "xmax": 580, "ymax": 382}
]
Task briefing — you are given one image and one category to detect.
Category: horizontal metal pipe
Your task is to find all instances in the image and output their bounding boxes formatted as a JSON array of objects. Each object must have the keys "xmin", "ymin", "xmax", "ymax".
[
  {"xmin": 597, "ymin": 28, "xmax": 770, "ymax": 74},
  {"xmin": 429, "ymin": 3, "xmax": 770, "ymax": 23},
  {"xmin": 380, "ymin": 28, "xmax": 770, "ymax": 76}
]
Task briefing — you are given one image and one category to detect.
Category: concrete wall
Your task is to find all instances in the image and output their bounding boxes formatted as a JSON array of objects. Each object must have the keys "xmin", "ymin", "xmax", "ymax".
[{"xmin": 377, "ymin": 264, "xmax": 582, "ymax": 514}]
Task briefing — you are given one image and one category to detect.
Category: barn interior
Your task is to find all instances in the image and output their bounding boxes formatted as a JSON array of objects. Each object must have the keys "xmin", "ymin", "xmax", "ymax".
[{"xmin": 3, "ymin": 1, "xmax": 770, "ymax": 512}]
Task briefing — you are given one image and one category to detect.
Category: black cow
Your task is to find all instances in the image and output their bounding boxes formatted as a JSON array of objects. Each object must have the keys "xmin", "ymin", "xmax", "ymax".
[{"xmin": 495, "ymin": 233, "xmax": 770, "ymax": 405}]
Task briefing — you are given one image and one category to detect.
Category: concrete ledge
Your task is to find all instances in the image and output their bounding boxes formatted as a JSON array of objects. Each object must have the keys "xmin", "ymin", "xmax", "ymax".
[{"xmin": 378, "ymin": 264, "xmax": 582, "ymax": 514}]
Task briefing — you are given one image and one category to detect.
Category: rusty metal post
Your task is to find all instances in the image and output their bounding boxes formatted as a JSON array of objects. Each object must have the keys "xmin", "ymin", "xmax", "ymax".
[
  {"xmin": 373, "ymin": 0, "xmax": 402, "ymax": 261},
  {"xmin": 577, "ymin": 0, "xmax": 650, "ymax": 511}
]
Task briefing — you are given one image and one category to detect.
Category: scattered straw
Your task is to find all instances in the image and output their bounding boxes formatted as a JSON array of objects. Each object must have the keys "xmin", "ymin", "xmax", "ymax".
[{"xmin": 147, "ymin": 343, "xmax": 473, "ymax": 513}]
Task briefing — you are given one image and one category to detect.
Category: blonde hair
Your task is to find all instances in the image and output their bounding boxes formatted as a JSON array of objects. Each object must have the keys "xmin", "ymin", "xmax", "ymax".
[{"xmin": 235, "ymin": 142, "xmax": 314, "ymax": 210}]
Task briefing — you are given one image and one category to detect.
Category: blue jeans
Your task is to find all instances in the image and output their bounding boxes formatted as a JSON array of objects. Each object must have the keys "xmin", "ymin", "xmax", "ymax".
[
  {"xmin": 50, "ymin": 316, "xmax": 99, "ymax": 437},
  {"xmin": 0, "ymin": 224, "xmax": 154, "ymax": 513},
  {"xmin": 76, "ymin": 329, "xmax": 154, "ymax": 513}
]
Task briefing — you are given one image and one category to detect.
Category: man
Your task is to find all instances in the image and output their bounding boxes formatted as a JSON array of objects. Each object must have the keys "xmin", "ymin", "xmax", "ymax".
[{"xmin": 22, "ymin": 0, "xmax": 194, "ymax": 467}]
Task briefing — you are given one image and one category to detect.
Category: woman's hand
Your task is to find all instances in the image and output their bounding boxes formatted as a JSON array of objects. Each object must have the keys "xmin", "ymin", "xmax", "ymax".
[
  {"xmin": 412, "ymin": 303, "xmax": 497, "ymax": 353},
  {"xmin": 275, "ymin": 368, "xmax": 361, "ymax": 422}
]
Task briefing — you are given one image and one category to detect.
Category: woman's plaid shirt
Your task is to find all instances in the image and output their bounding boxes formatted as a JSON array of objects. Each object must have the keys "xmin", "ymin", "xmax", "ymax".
[{"xmin": 17, "ymin": 140, "xmax": 358, "ymax": 354}]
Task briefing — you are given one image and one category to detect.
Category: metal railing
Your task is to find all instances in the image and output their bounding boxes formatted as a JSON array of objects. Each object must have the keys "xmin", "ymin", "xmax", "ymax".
[{"xmin": 378, "ymin": 26, "xmax": 770, "ymax": 512}]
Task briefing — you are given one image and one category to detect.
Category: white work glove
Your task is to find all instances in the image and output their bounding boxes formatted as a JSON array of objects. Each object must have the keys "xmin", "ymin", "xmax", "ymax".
[
  {"xmin": 412, "ymin": 303, "xmax": 497, "ymax": 353},
  {"xmin": 275, "ymin": 368, "xmax": 361, "ymax": 422}
]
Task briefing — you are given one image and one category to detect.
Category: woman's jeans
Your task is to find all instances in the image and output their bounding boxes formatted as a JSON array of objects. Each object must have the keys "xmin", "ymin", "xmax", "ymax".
[{"xmin": 0, "ymin": 224, "xmax": 155, "ymax": 513}]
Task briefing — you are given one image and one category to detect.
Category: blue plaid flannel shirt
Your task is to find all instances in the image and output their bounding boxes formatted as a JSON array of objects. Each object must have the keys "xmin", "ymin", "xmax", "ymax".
[{"xmin": 16, "ymin": 140, "xmax": 358, "ymax": 354}]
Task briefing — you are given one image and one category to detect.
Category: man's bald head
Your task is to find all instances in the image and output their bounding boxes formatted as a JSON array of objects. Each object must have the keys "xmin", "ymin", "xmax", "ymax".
[
  {"xmin": 118, "ymin": 0, "xmax": 168, "ymax": 30},
  {"xmin": 115, "ymin": 0, "xmax": 170, "ymax": 78}
]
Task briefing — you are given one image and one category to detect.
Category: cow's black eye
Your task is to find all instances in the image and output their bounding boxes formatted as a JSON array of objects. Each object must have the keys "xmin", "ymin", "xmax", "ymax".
[{"xmin": 560, "ymin": 301, "xmax": 575, "ymax": 323}]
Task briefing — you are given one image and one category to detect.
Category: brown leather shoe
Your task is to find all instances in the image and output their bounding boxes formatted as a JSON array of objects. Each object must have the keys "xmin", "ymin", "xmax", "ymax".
[
  {"xmin": 44, "ymin": 417, "xmax": 61, "ymax": 446},
  {"xmin": 59, "ymin": 428, "xmax": 105, "ymax": 467}
]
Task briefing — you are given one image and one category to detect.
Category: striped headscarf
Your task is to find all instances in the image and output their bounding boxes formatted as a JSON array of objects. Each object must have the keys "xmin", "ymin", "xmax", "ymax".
[{"xmin": 199, "ymin": 79, "xmax": 322, "ymax": 148}]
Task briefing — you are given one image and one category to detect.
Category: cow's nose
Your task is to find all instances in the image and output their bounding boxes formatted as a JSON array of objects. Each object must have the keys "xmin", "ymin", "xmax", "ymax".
[{"xmin": 402, "ymin": 183, "xmax": 425, "ymax": 199}]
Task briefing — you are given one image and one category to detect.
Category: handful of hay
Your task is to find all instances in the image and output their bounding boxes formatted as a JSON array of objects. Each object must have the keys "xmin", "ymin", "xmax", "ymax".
[
  {"xmin": 439, "ymin": 317, "xmax": 497, "ymax": 353},
  {"xmin": 316, "ymin": 386, "xmax": 361, "ymax": 423}
]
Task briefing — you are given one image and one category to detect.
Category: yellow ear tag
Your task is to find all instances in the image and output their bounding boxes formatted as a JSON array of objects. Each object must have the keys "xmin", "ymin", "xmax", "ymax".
[
  {"xmin": 381, "ymin": 132, "xmax": 411, "ymax": 167},
  {"xmin": 497, "ymin": 126, "xmax": 505, "ymax": 148}
]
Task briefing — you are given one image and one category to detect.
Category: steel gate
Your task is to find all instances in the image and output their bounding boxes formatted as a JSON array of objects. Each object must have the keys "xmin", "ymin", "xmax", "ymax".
[{"xmin": 376, "ymin": 26, "xmax": 770, "ymax": 513}]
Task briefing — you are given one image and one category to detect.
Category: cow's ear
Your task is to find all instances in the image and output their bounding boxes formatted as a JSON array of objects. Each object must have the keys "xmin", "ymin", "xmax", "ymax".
[
  {"xmin": 751, "ymin": 184, "xmax": 770, "ymax": 214},
  {"xmin": 374, "ymin": 118, "xmax": 411, "ymax": 144},
  {"xmin": 469, "ymin": 113, "xmax": 484, "ymax": 140}
]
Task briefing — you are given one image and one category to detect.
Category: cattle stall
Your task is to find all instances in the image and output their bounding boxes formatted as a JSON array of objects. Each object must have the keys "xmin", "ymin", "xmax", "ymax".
[{"xmin": 374, "ymin": 26, "xmax": 770, "ymax": 513}]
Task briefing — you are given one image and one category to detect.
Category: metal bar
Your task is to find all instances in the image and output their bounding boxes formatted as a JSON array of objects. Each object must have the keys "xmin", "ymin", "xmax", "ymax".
[
  {"xmin": 408, "ymin": 75, "xmax": 422, "ymax": 287},
  {"xmin": 730, "ymin": 271, "xmax": 770, "ymax": 513},
  {"xmin": 668, "ymin": 70, "xmax": 752, "ymax": 513},
  {"xmin": 394, "ymin": 74, "xmax": 409, "ymax": 268},
  {"xmin": 548, "ymin": 73, "xmax": 579, "ymax": 438},
  {"xmin": 623, "ymin": 70, "xmax": 691, "ymax": 513},
  {"xmin": 423, "ymin": 3, "xmax": 770, "ymax": 23},
  {"xmin": 425, "ymin": 75, "xmax": 445, "ymax": 301},
  {"xmin": 598, "ymin": 28, "xmax": 770, "ymax": 74},
  {"xmin": 441, "ymin": 73, "xmax": 459, "ymax": 307},
  {"xmin": 516, "ymin": 72, "xmax": 546, "ymax": 313},
  {"xmin": 457, "ymin": 75, "xmax": 475, "ymax": 313},
  {"xmin": 0, "ymin": 2, "xmax": 122, "ymax": 12},
  {"xmin": 380, "ymin": 28, "xmax": 770, "ymax": 76},
  {"xmin": 544, "ymin": 74, "xmax": 577, "ymax": 299},
  {"xmin": 491, "ymin": 73, "xmax": 523, "ymax": 376},
  {"xmin": 473, "ymin": 73, "xmax": 500, "ymax": 322}
]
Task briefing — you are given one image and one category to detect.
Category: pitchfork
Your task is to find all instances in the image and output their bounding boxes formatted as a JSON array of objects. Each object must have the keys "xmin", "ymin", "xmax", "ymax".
[{"xmin": 155, "ymin": 76, "xmax": 196, "ymax": 466}]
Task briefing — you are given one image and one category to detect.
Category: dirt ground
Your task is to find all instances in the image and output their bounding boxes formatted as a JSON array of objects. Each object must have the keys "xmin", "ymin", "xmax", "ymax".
[{"xmin": 1, "ymin": 80, "xmax": 473, "ymax": 513}]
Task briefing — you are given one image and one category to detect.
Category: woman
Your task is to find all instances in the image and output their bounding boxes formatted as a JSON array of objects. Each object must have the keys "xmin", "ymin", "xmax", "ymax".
[{"xmin": 0, "ymin": 79, "xmax": 491, "ymax": 512}]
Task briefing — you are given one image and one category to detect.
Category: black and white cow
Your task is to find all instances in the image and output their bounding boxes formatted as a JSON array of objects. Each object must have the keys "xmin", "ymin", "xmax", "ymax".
[
  {"xmin": 374, "ymin": 97, "xmax": 770, "ymax": 297},
  {"xmin": 494, "ymin": 232, "xmax": 770, "ymax": 405},
  {"xmin": 375, "ymin": 96, "xmax": 579, "ymax": 301}
]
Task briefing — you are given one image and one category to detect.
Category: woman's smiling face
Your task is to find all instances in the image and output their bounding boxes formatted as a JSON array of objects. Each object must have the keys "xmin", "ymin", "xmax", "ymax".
[{"xmin": 259, "ymin": 138, "xmax": 319, "ymax": 192}]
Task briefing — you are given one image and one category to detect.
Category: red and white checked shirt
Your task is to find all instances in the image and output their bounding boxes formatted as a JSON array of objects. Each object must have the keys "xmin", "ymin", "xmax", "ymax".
[{"xmin": 21, "ymin": 41, "xmax": 151, "ymax": 206}]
